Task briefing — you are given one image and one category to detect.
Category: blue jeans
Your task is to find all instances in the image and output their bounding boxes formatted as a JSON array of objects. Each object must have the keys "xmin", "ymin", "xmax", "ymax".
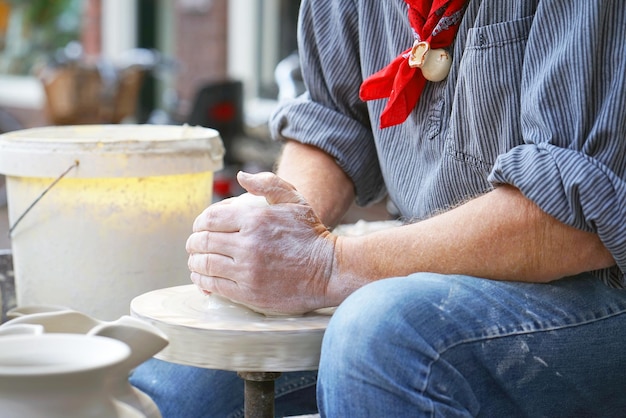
[
  {"xmin": 130, "ymin": 360, "xmax": 317, "ymax": 417},
  {"xmin": 317, "ymin": 273, "xmax": 626, "ymax": 417}
]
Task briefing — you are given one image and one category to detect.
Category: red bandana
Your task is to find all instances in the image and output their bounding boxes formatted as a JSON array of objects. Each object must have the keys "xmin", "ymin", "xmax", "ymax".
[{"xmin": 359, "ymin": 0, "xmax": 468, "ymax": 129}]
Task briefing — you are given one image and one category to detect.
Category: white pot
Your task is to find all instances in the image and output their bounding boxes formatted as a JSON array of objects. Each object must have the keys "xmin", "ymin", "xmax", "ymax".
[
  {"xmin": 0, "ymin": 334, "xmax": 143, "ymax": 418},
  {"xmin": 2, "ymin": 307, "xmax": 168, "ymax": 418}
]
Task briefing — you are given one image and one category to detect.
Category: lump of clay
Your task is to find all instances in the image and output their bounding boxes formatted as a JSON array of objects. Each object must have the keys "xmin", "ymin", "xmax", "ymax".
[{"xmin": 229, "ymin": 192, "xmax": 269, "ymax": 207}]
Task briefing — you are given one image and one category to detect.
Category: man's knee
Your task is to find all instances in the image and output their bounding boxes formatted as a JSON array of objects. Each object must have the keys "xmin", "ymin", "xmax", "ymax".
[
  {"xmin": 323, "ymin": 277, "xmax": 410, "ymax": 352},
  {"xmin": 319, "ymin": 273, "xmax": 483, "ymax": 364},
  {"xmin": 320, "ymin": 274, "xmax": 448, "ymax": 364}
]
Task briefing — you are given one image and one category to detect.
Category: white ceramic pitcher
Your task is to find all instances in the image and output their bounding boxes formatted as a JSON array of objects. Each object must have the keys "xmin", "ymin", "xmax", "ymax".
[
  {"xmin": 0, "ymin": 333, "xmax": 143, "ymax": 418},
  {"xmin": 1, "ymin": 306, "xmax": 169, "ymax": 418}
]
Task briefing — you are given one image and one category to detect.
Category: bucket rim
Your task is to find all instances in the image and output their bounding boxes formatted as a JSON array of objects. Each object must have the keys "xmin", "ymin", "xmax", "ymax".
[
  {"xmin": 0, "ymin": 124, "xmax": 225, "ymax": 178},
  {"xmin": 0, "ymin": 124, "xmax": 222, "ymax": 151}
]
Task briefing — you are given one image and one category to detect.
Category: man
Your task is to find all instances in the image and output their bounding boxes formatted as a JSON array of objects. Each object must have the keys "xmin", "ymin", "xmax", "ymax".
[{"xmin": 137, "ymin": 0, "xmax": 626, "ymax": 416}]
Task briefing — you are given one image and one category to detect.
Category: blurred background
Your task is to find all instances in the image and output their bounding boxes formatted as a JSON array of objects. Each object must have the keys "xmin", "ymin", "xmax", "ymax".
[{"xmin": 0, "ymin": 0, "xmax": 299, "ymax": 131}]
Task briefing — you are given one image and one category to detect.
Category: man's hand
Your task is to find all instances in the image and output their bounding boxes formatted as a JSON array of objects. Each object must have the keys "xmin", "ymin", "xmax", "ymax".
[{"xmin": 186, "ymin": 171, "xmax": 337, "ymax": 315}]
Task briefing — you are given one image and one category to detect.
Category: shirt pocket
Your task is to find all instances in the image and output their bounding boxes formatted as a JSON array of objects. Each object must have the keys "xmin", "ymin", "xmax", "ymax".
[{"xmin": 445, "ymin": 15, "xmax": 534, "ymax": 177}]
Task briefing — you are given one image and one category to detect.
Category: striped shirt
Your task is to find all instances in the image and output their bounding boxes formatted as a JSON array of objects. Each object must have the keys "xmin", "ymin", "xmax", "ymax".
[{"xmin": 269, "ymin": 0, "xmax": 626, "ymax": 287}]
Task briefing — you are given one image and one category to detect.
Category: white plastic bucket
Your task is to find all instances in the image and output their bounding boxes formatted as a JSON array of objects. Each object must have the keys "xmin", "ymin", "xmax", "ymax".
[{"xmin": 0, "ymin": 124, "xmax": 224, "ymax": 320}]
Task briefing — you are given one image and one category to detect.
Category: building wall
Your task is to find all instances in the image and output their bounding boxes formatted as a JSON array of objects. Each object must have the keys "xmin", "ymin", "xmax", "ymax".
[
  {"xmin": 82, "ymin": 0, "xmax": 102, "ymax": 57},
  {"xmin": 173, "ymin": 0, "xmax": 229, "ymax": 116}
]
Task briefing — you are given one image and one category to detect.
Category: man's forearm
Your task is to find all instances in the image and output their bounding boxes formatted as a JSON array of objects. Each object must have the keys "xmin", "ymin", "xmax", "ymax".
[
  {"xmin": 328, "ymin": 185, "xmax": 615, "ymax": 306},
  {"xmin": 276, "ymin": 140, "xmax": 355, "ymax": 227}
]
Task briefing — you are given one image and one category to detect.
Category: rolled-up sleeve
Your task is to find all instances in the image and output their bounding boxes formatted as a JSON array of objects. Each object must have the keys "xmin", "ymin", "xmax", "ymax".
[
  {"xmin": 489, "ymin": 2, "xmax": 626, "ymax": 282},
  {"xmin": 269, "ymin": 0, "xmax": 385, "ymax": 206}
]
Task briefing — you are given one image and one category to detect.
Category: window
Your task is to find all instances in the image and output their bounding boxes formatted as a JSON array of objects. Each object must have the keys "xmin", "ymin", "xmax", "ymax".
[
  {"xmin": 0, "ymin": 0, "xmax": 137, "ymax": 110},
  {"xmin": 228, "ymin": 0, "xmax": 301, "ymax": 101},
  {"xmin": 0, "ymin": 0, "xmax": 82, "ymax": 76},
  {"xmin": 0, "ymin": 0, "xmax": 83, "ymax": 109}
]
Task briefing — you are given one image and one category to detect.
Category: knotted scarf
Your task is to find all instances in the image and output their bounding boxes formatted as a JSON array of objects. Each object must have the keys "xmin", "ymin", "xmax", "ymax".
[{"xmin": 359, "ymin": 0, "xmax": 468, "ymax": 129}]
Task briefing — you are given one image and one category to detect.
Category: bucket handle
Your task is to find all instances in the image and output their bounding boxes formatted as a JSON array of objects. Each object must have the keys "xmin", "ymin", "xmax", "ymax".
[{"xmin": 8, "ymin": 160, "xmax": 80, "ymax": 237}]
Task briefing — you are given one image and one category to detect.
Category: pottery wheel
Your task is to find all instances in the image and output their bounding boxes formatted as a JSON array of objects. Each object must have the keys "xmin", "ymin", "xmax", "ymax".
[{"xmin": 130, "ymin": 285, "xmax": 334, "ymax": 372}]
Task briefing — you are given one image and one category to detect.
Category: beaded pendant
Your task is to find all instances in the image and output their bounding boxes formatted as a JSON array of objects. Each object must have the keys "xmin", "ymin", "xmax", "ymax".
[{"xmin": 408, "ymin": 40, "xmax": 452, "ymax": 82}]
